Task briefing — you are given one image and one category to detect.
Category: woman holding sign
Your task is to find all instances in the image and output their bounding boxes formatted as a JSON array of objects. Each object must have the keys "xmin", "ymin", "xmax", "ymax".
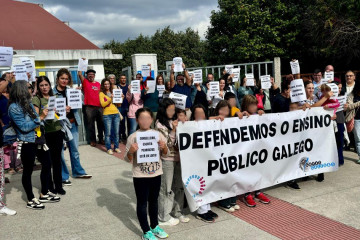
[
  {"xmin": 9, "ymin": 81, "xmax": 59, "ymax": 210},
  {"xmin": 33, "ymin": 76, "xmax": 66, "ymax": 195},
  {"xmin": 207, "ymin": 78, "xmax": 226, "ymax": 116},
  {"xmin": 99, "ymin": 79, "xmax": 122, "ymax": 155},
  {"xmin": 125, "ymin": 107, "xmax": 170, "ymax": 240},
  {"xmin": 237, "ymin": 76, "xmax": 257, "ymax": 105},
  {"xmin": 126, "ymin": 80, "xmax": 144, "ymax": 136}
]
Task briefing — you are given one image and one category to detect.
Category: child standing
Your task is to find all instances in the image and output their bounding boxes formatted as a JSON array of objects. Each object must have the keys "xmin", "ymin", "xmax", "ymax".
[
  {"xmin": 156, "ymin": 99, "xmax": 190, "ymax": 226},
  {"xmin": 241, "ymin": 95, "xmax": 270, "ymax": 207},
  {"xmin": 125, "ymin": 107, "xmax": 170, "ymax": 240},
  {"xmin": 191, "ymin": 104, "xmax": 219, "ymax": 223}
]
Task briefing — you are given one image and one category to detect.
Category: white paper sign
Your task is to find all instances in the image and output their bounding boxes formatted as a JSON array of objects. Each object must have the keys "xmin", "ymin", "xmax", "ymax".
[
  {"xmin": 77, "ymin": 58, "xmax": 88, "ymax": 72},
  {"xmin": 157, "ymin": 85, "xmax": 165, "ymax": 97},
  {"xmin": 324, "ymin": 71, "xmax": 334, "ymax": 82},
  {"xmin": 232, "ymin": 68, "xmax": 240, "ymax": 82},
  {"xmin": 173, "ymin": 57, "xmax": 183, "ymax": 72},
  {"xmin": 55, "ymin": 98, "xmax": 67, "ymax": 120},
  {"xmin": 193, "ymin": 69, "xmax": 203, "ymax": 84},
  {"xmin": 225, "ymin": 65, "xmax": 234, "ymax": 74},
  {"xmin": 260, "ymin": 75, "xmax": 271, "ymax": 89},
  {"xmin": 66, "ymin": 89, "xmax": 82, "ymax": 109},
  {"xmin": 145, "ymin": 80, "xmax": 155, "ymax": 94},
  {"xmin": 141, "ymin": 65, "xmax": 151, "ymax": 78},
  {"xmin": 326, "ymin": 83, "xmax": 339, "ymax": 99},
  {"xmin": 0, "ymin": 47, "xmax": 13, "ymax": 67},
  {"xmin": 20, "ymin": 57, "xmax": 35, "ymax": 73},
  {"xmin": 336, "ymin": 94, "xmax": 347, "ymax": 112},
  {"xmin": 13, "ymin": 64, "xmax": 28, "ymax": 81},
  {"xmin": 188, "ymin": 71, "xmax": 194, "ymax": 80},
  {"xmin": 209, "ymin": 81, "xmax": 220, "ymax": 97},
  {"xmin": 136, "ymin": 131, "xmax": 160, "ymax": 163},
  {"xmin": 245, "ymin": 73, "xmax": 255, "ymax": 86},
  {"xmin": 290, "ymin": 79, "xmax": 307, "ymax": 103},
  {"xmin": 45, "ymin": 96, "xmax": 56, "ymax": 120},
  {"xmin": 113, "ymin": 89, "xmax": 123, "ymax": 104},
  {"xmin": 169, "ymin": 92, "xmax": 187, "ymax": 110},
  {"xmin": 131, "ymin": 80, "xmax": 141, "ymax": 94},
  {"xmin": 290, "ymin": 60, "xmax": 300, "ymax": 74},
  {"xmin": 321, "ymin": 78, "xmax": 328, "ymax": 84}
]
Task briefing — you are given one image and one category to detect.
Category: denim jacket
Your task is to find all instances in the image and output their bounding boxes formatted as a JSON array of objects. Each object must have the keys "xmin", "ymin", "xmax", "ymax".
[
  {"xmin": 8, "ymin": 103, "xmax": 41, "ymax": 143},
  {"xmin": 53, "ymin": 86, "xmax": 82, "ymax": 125}
]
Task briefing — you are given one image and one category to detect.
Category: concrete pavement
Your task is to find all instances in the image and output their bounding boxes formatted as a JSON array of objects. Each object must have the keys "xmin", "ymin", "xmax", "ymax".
[{"xmin": 1, "ymin": 145, "xmax": 359, "ymax": 240}]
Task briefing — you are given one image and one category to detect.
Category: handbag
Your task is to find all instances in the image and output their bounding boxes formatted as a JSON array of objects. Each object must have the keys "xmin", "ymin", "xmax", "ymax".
[{"xmin": 3, "ymin": 124, "xmax": 17, "ymax": 145}]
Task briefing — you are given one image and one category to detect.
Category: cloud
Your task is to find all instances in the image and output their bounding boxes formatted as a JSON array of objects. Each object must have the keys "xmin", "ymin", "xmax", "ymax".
[{"xmin": 19, "ymin": 0, "xmax": 218, "ymax": 46}]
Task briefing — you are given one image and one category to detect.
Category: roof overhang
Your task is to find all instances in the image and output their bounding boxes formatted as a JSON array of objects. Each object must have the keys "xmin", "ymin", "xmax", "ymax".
[{"xmin": 13, "ymin": 49, "xmax": 122, "ymax": 61}]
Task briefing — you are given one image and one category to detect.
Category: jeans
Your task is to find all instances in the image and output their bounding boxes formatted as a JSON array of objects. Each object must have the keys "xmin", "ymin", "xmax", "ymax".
[
  {"xmin": 61, "ymin": 123, "xmax": 87, "ymax": 181},
  {"xmin": 336, "ymin": 123, "xmax": 345, "ymax": 165},
  {"xmin": 45, "ymin": 131, "xmax": 65, "ymax": 192},
  {"xmin": 103, "ymin": 114, "xmax": 120, "ymax": 150},
  {"xmin": 119, "ymin": 107, "xmax": 129, "ymax": 139},
  {"xmin": 128, "ymin": 118, "xmax": 138, "ymax": 136},
  {"xmin": 133, "ymin": 176, "xmax": 161, "ymax": 233},
  {"xmin": 20, "ymin": 143, "xmax": 52, "ymax": 200},
  {"xmin": 85, "ymin": 106, "xmax": 104, "ymax": 143},
  {"xmin": 158, "ymin": 160, "xmax": 184, "ymax": 222},
  {"xmin": 353, "ymin": 120, "xmax": 360, "ymax": 157}
]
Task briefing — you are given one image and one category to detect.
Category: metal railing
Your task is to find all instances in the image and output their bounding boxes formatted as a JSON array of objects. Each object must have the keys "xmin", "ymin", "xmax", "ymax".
[{"xmin": 158, "ymin": 60, "xmax": 274, "ymax": 83}]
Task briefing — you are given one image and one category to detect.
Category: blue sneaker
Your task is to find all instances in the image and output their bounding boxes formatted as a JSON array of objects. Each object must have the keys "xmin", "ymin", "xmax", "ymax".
[
  {"xmin": 142, "ymin": 230, "xmax": 157, "ymax": 240},
  {"xmin": 151, "ymin": 225, "xmax": 168, "ymax": 239}
]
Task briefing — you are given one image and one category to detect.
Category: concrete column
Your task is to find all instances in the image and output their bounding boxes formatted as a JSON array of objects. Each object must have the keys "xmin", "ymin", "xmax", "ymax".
[
  {"xmin": 274, "ymin": 57, "xmax": 281, "ymax": 89},
  {"xmin": 131, "ymin": 54, "xmax": 158, "ymax": 80}
]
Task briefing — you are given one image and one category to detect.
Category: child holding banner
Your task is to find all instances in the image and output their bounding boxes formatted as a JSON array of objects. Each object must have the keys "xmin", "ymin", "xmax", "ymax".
[
  {"xmin": 125, "ymin": 107, "xmax": 170, "ymax": 240},
  {"xmin": 190, "ymin": 104, "xmax": 219, "ymax": 223},
  {"xmin": 156, "ymin": 98, "xmax": 190, "ymax": 226},
  {"xmin": 240, "ymin": 95, "xmax": 270, "ymax": 207}
]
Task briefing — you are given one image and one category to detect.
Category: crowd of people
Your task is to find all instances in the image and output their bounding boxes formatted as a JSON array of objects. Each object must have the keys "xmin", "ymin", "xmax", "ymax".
[{"xmin": 0, "ymin": 60, "xmax": 356, "ymax": 240}]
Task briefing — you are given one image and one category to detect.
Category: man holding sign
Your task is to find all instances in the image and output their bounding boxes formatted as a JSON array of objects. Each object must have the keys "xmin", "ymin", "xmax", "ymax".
[
  {"xmin": 53, "ymin": 68, "xmax": 92, "ymax": 184},
  {"xmin": 77, "ymin": 59, "xmax": 104, "ymax": 147},
  {"xmin": 170, "ymin": 61, "xmax": 192, "ymax": 119}
]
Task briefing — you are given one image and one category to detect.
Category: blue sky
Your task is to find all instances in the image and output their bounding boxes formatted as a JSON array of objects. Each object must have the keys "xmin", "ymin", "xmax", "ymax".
[{"xmin": 20, "ymin": 0, "xmax": 218, "ymax": 47}]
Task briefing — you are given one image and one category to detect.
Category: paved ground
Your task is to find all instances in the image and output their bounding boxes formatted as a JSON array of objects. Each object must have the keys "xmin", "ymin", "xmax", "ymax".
[{"xmin": 1, "ymin": 144, "xmax": 359, "ymax": 240}]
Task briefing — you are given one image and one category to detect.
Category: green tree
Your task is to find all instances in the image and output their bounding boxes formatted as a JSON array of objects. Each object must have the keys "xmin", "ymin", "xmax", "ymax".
[{"xmin": 205, "ymin": 0, "xmax": 301, "ymax": 65}]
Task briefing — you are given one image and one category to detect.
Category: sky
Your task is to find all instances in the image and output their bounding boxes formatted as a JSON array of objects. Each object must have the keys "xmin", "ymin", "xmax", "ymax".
[{"xmin": 20, "ymin": 0, "xmax": 219, "ymax": 47}]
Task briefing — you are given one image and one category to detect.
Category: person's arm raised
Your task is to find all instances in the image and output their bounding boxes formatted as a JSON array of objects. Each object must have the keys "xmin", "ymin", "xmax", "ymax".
[
  {"xmin": 170, "ymin": 64, "xmax": 176, "ymax": 89},
  {"xmin": 77, "ymin": 58, "xmax": 86, "ymax": 84},
  {"xmin": 183, "ymin": 63, "xmax": 192, "ymax": 86}
]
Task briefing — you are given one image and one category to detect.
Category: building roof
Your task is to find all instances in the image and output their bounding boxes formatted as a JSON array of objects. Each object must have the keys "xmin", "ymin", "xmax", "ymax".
[{"xmin": 0, "ymin": 0, "xmax": 99, "ymax": 50}]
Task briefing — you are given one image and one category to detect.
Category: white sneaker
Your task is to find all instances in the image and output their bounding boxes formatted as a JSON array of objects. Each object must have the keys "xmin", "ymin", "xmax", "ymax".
[
  {"xmin": 233, "ymin": 204, "xmax": 240, "ymax": 210},
  {"xmin": 0, "ymin": 206, "xmax": 17, "ymax": 216},
  {"xmin": 114, "ymin": 148, "xmax": 121, "ymax": 153},
  {"xmin": 107, "ymin": 149, "xmax": 113, "ymax": 155},
  {"xmin": 179, "ymin": 215, "xmax": 190, "ymax": 223},
  {"xmin": 158, "ymin": 217, "xmax": 180, "ymax": 226}
]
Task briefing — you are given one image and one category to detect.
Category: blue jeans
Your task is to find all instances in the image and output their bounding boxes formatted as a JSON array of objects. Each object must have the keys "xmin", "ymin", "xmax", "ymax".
[
  {"xmin": 128, "ymin": 118, "xmax": 138, "ymax": 136},
  {"xmin": 353, "ymin": 120, "xmax": 360, "ymax": 157},
  {"xmin": 61, "ymin": 123, "xmax": 87, "ymax": 181},
  {"xmin": 103, "ymin": 114, "xmax": 120, "ymax": 150}
]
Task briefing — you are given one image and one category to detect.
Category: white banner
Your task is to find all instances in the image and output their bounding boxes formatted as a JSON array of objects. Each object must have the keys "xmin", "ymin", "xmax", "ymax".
[{"xmin": 177, "ymin": 108, "xmax": 338, "ymax": 211}]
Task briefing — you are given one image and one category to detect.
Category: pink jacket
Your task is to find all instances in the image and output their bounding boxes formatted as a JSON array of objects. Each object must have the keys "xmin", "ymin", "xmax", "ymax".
[{"xmin": 126, "ymin": 92, "xmax": 143, "ymax": 118}]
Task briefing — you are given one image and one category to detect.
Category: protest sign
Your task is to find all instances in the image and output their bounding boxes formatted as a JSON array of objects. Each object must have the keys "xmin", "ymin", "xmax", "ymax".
[
  {"xmin": 336, "ymin": 94, "xmax": 347, "ymax": 112},
  {"xmin": 113, "ymin": 89, "xmax": 123, "ymax": 104},
  {"xmin": 245, "ymin": 73, "xmax": 255, "ymax": 86},
  {"xmin": 13, "ymin": 64, "xmax": 27, "ymax": 81},
  {"xmin": 157, "ymin": 85, "xmax": 165, "ymax": 97},
  {"xmin": 209, "ymin": 81, "xmax": 220, "ymax": 97},
  {"xmin": 232, "ymin": 68, "xmax": 240, "ymax": 82},
  {"xmin": 290, "ymin": 79, "xmax": 306, "ymax": 102},
  {"xmin": 326, "ymin": 83, "xmax": 339, "ymax": 99},
  {"xmin": 131, "ymin": 80, "xmax": 141, "ymax": 94},
  {"xmin": 225, "ymin": 65, "xmax": 234, "ymax": 74},
  {"xmin": 66, "ymin": 89, "xmax": 82, "ymax": 109},
  {"xmin": 146, "ymin": 80, "xmax": 156, "ymax": 94},
  {"xmin": 173, "ymin": 57, "xmax": 183, "ymax": 72},
  {"xmin": 77, "ymin": 58, "xmax": 88, "ymax": 72},
  {"xmin": 177, "ymin": 108, "xmax": 338, "ymax": 211},
  {"xmin": 0, "ymin": 47, "xmax": 13, "ymax": 67},
  {"xmin": 45, "ymin": 96, "xmax": 56, "ymax": 120},
  {"xmin": 260, "ymin": 75, "xmax": 271, "ymax": 89},
  {"xmin": 169, "ymin": 92, "xmax": 187, "ymax": 110},
  {"xmin": 55, "ymin": 98, "xmax": 66, "ymax": 120},
  {"xmin": 136, "ymin": 131, "xmax": 159, "ymax": 163},
  {"xmin": 193, "ymin": 69, "xmax": 203, "ymax": 84},
  {"xmin": 141, "ymin": 65, "xmax": 151, "ymax": 78},
  {"xmin": 324, "ymin": 71, "xmax": 334, "ymax": 82},
  {"xmin": 290, "ymin": 60, "xmax": 300, "ymax": 74},
  {"xmin": 20, "ymin": 57, "xmax": 36, "ymax": 82}
]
